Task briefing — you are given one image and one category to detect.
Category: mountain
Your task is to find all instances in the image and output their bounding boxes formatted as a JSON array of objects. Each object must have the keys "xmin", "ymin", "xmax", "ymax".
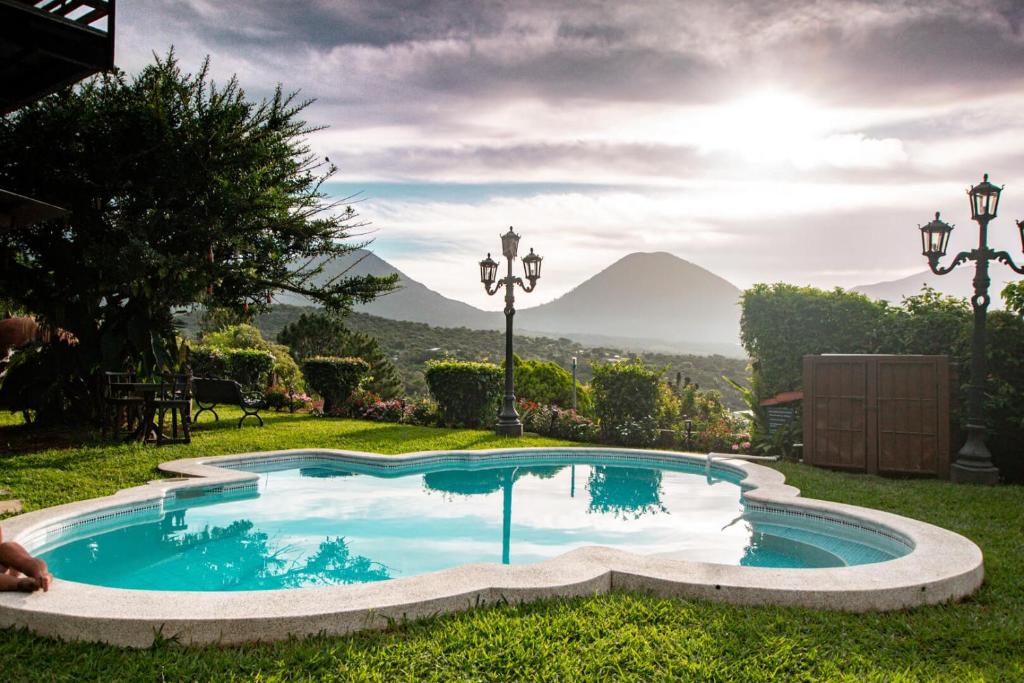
[
  {"xmin": 854, "ymin": 268, "xmax": 1015, "ymax": 308},
  {"xmin": 515, "ymin": 252, "xmax": 742, "ymax": 355},
  {"xmin": 276, "ymin": 249, "xmax": 744, "ymax": 356},
  {"xmin": 275, "ymin": 249, "xmax": 496, "ymax": 329}
]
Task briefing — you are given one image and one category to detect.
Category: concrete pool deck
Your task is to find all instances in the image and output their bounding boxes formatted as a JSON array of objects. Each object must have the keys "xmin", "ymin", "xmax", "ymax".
[{"xmin": 0, "ymin": 447, "xmax": 984, "ymax": 647}]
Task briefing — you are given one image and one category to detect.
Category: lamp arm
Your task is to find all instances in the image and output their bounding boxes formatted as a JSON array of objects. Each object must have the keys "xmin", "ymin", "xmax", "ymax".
[
  {"xmin": 993, "ymin": 250, "xmax": 1024, "ymax": 275},
  {"xmin": 514, "ymin": 276, "xmax": 538, "ymax": 293},
  {"xmin": 927, "ymin": 251, "xmax": 970, "ymax": 276},
  {"xmin": 483, "ymin": 277, "xmax": 509, "ymax": 296}
]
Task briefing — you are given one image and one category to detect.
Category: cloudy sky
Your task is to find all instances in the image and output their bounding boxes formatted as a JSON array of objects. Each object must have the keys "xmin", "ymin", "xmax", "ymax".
[{"xmin": 116, "ymin": 1, "xmax": 1024, "ymax": 309}]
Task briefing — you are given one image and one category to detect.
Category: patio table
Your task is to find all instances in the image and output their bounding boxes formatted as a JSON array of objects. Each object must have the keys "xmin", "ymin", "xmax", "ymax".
[{"xmin": 108, "ymin": 382, "xmax": 165, "ymax": 444}]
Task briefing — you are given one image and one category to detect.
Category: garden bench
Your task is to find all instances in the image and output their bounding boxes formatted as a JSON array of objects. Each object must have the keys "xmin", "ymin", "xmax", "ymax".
[{"xmin": 192, "ymin": 378, "xmax": 266, "ymax": 428}]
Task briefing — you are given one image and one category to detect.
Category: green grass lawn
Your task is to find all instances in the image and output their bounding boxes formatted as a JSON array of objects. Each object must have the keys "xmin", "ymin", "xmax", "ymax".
[{"xmin": 1, "ymin": 410, "xmax": 1022, "ymax": 682}]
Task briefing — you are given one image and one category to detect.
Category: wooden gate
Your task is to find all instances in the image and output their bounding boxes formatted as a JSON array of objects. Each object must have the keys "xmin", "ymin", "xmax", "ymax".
[{"xmin": 802, "ymin": 355, "xmax": 951, "ymax": 477}]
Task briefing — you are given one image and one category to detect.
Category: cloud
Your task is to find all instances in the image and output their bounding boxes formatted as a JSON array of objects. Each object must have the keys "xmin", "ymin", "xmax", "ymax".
[{"xmin": 110, "ymin": 0, "xmax": 1024, "ymax": 299}]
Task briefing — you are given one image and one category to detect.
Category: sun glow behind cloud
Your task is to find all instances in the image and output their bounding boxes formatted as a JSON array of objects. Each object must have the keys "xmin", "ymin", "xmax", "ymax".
[{"xmin": 114, "ymin": 0, "xmax": 1024, "ymax": 308}]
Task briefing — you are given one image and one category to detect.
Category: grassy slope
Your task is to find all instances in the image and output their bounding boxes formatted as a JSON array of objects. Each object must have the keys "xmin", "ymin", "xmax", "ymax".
[{"xmin": 0, "ymin": 412, "xmax": 1022, "ymax": 682}]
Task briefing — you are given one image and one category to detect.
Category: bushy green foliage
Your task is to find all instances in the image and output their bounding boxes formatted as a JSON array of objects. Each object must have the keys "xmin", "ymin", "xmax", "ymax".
[
  {"xmin": 741, "ymin": 283, "xmax": 1024, "ymax": 479},
  {"xmin": 224, "ymin": 349, "xmax": 276, "ymax": 391},
  {"xmin": 986, "ymin": 310, "xmax": 1024, "ymax": 482},
  {"xmin": 188, "ymin": 347, "xmax": 228, "ymax": 379},
  {"xmin": 198, "ymin": 324, "xmax": 303, "ymax": 391},
  {"xmin": 179, "ymin": 306, "xmax": 751, "ymax": 408},
  {"xmin": 0, "ymin": 341, "xmax": 88, "ymax": 423},
  {"xmin": 509, "ymin": 354, "xmax": 592, "ymax": 415},
  {"xmin": 740, "ymin": 283, "xmax": 890, "ymax": 401},
  {"xmin": 277, "ymin": 312, "xmax": 349, "ymax": 361},
  {"xmin": 591, "ymin": 360, "xmax": 661, "ymax": 445},
  {"xmin": 335, "ymin": 331, "xmax": 403, "ymax": 400},
  {"xmin": 1003, "ymin": 280, "xmax": 1024, "ymax": 316},
  {"xmin": 654, "ymin": 382, "xmax": 682, "ymax": 430},
  {"xmin": 301, "ymin": 357, "xmax": 369, "ymax": 413},
  {"xmin": 0, "ymin": 53, "xmax": 394, "ymax": 420},
  {"xmin": 518, "ymin": 400, "xmax": 599, "ymax": 441},
  {"xmin": 424, "ymin": 360, "xmax": 503, "ymax": 428},
  {"xmin": 277, "ymin": 312, "xmax": 401, "ymax": 399}
]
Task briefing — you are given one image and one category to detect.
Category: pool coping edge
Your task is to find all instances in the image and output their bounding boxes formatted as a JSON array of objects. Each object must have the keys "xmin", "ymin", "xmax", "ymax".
[{"xmin": 0, "ymin": 447, "xmax": 984, "ymax": 647}]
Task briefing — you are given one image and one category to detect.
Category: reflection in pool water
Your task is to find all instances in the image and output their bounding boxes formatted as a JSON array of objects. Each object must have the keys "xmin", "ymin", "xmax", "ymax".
[{"xmin": 37, "ymin": 462, "xmax": 898, "ymax": 591}]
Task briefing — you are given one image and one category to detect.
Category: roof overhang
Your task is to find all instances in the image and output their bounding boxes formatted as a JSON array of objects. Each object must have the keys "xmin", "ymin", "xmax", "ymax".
[
  {"xmin": 0, "ymin": 0, "xmax": 115, "ymax": 114},
  {"xmin": 0, "ymin": 188, "xmax": 68, "ymax": 232}
]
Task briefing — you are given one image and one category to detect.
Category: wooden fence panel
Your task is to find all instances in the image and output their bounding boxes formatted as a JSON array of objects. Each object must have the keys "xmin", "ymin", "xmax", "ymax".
[{"xmin": 802, "ymin": 355, "xmax": 951, "ymax": 478}]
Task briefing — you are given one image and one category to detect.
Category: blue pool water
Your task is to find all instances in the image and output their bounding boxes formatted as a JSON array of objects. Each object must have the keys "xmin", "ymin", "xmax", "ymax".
[{"xmin": 35, "ymin": 456, "xmax": 908, "ymax": 591}]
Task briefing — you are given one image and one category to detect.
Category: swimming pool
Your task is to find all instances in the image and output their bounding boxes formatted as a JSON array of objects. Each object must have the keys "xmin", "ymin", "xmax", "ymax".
[
  {"xmin": 33, "ymin": 455, "xmax": 908, "ymax": 592},
  {"xmin": 0, "ymin": 448, "xmax": 984, "ymax": 647}
]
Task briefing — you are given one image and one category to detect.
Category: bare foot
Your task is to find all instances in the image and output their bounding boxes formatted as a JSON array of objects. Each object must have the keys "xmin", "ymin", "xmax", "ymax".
[{"xmin": 27, "ymin": 560, "xmax": 52, "ymax": 592}]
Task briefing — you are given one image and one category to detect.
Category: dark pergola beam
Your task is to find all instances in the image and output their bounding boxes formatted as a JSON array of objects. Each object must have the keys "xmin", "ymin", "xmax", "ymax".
[{"xmin": 0, "ymin": 0, "xmax": 114, "ymax": 113}]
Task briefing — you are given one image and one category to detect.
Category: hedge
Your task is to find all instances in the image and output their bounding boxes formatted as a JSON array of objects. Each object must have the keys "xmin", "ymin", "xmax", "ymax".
[
  {"xmin": 740, "ymin": 283, "xmax": 1024, "ymax": 481},
  {"xmin": 509, "ymin": 354, "xmax": 592, "ymax": 415},
  {"xmin": 591, "ymin": 360, "xmax": 661, "ymax": 446},
  {"xmin": 302, "ymin": 357, "xmax": 369, "ymax": 413},
  {"xmin": 189, "ymin": 347, "xmax": 274, "ymax": 390},
  {"xmin": 424, "ymin": 360, "xmax": 503, "ymax": 428}
]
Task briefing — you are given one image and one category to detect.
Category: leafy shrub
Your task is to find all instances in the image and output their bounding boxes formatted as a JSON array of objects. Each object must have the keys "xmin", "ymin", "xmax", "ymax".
[
  {"xmin": 195, "ymin": 324, "xmax": 304, "ymax": 392},
  {"xmin": 278, "ymin": 314, "xmax": 400, "ymax": 398},
  {"xmin": 509, "ymin": 355, "xmax": 591, "ymax": 414},
  {"xmin": 263, "ymin": 385, "xmax": 291, "ymax": 412},
  {"xmin": 189, "ymin": 347, "xmax": 229, "ymax": 378},
  {"xmin": 287, "ymin": 392, "xmax": 314, "ymax": 412},
  {"xmin": 655, "ymin": 382, "xmax": 682, "ymax": 430},
  {"xmin": 591, "ymin": 359, "xmax": 661, "ymax": 444},
  {"xmin": 360, "ymin": 398, "xmax": 407, "ymax": 423},
  {"xmin": 0, "ymin": 341, "xmax": 89, "ymax": 424},
  {"xmin": 330, "ymin": 387, "xmax": 380, "ymax": 418},
  {"xmin": 518, "ymin": 399, "xmax": 599, "ymax": 441},
  {"xmin": 424, "ymin": 360, "xmax": 502, "ymax": 428},
  {"xmin": 741, "ymin": 284, "xmax": 1024, "ymax": 479},
  {"xmin": 302, "ymin": 356, "xmax": 369, "ymax": 413},
  {"xmin": 225, "ymin": 349, "xmax": 275, "ymax": 391},
  {"xmin": 403, "ymin": 398, "xmax": 440, "ymax": 427}
]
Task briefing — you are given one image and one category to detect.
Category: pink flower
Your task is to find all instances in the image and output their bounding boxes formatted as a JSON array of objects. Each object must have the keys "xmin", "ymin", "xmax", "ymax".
[
  {"xmin": 731, "ymin": 444, "xmax": 740, "ymax": 451},
  {"xmin": 742, "ymin": 441, "xmax": 751, "ymax": 449}
]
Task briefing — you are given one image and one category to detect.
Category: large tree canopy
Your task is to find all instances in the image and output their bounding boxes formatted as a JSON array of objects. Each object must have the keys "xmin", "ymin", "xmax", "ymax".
[{"xmin": 0, "ymin": 52, "xmax": 395, "ymax": 419}]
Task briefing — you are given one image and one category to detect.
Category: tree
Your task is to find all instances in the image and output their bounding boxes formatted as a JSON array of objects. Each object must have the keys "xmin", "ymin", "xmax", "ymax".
[
  {"xmin": 277, "ymin": 312, "xmax": 350, "ymax": 361},
  {"xmin": 277, "ymin": 312, "xmax": 401, "ymax": 398},
  {"xmin": 0, "ymin": 53, "xmax": 395, "ymax": 420},
  {"xmin": 1003, "ymin": 280, "xmax": 1024, "ymax": 317}
]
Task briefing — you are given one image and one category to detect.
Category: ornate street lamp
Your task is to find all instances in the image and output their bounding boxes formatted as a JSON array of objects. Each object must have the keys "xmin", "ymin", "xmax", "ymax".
[
  {"xmin": 919, "ymin": 173, "xmax": 1024, "ymax": 484},
  {"xmin": 480, "ymin": 227, "xmax": 542, "ymax": 436}
]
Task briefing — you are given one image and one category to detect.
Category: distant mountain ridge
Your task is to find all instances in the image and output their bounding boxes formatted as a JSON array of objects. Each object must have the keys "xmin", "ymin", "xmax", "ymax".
[
  {"xmin": 277, "ymin": 249, "xmax": 744, "ymax": 356},
  {"xmin": 854, "ymin": 267, "xmax": 1015, "ymax": 308},
  {"xmin": 515, "ymin": 252, "xmax": 741, "ymax": 355},
  {"xmin": 275, "ymin": 250, "xmax": 496, "ymax": 329}
]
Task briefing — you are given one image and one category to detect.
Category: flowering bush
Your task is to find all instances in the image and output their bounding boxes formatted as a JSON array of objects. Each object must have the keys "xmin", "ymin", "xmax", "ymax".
[
  {"xmin": 264, "ymin": 385, "xmax": 314, "ymax": 413},
  {"xmin": 264, "ymin": 385, "xmax": 291, "ymax": 411},
  {"xmin": 360, "ymin": 398, "xmax": 406, "ymax": 422},
  {"xmin": 403, "ymin": 398, "xmax": 440, "ymax": 427},
  {"xmin": 287, "ymin": 393, "xmax": 314, "ymax": 413},
  {"xmin": 611, "ymin": 417, "xmax": 659, "ymax": 447},
  {"xmin": 325, "ymin": 387, "xmax": 379, "ymax": 417},
  {"xmin": 518, "ymin": 399, "xmax": 599, "ymax": 441}
]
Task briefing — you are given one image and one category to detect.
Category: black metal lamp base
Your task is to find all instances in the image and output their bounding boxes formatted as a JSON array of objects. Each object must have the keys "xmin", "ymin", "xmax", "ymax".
[
  {"xmin": 495, "ymin": 420, "xmax": 523, "ymax": 437},
  {"xmin": 950, "ymin": 426, "xmax": 1000, "ymax": 485}
]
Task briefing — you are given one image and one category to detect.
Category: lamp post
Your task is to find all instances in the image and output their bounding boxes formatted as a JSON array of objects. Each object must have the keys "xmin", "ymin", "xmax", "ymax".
[
  {"xmin": 571, "ymin": 356, "xmax": 578, "ymax": 411},
  {"xmin": 918, "ymin": 173, "xmax": 1024, "ymax": 484},
  {"xmin": 479, "ymin": 227, "xmax": 543, "ymax": 436}
]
